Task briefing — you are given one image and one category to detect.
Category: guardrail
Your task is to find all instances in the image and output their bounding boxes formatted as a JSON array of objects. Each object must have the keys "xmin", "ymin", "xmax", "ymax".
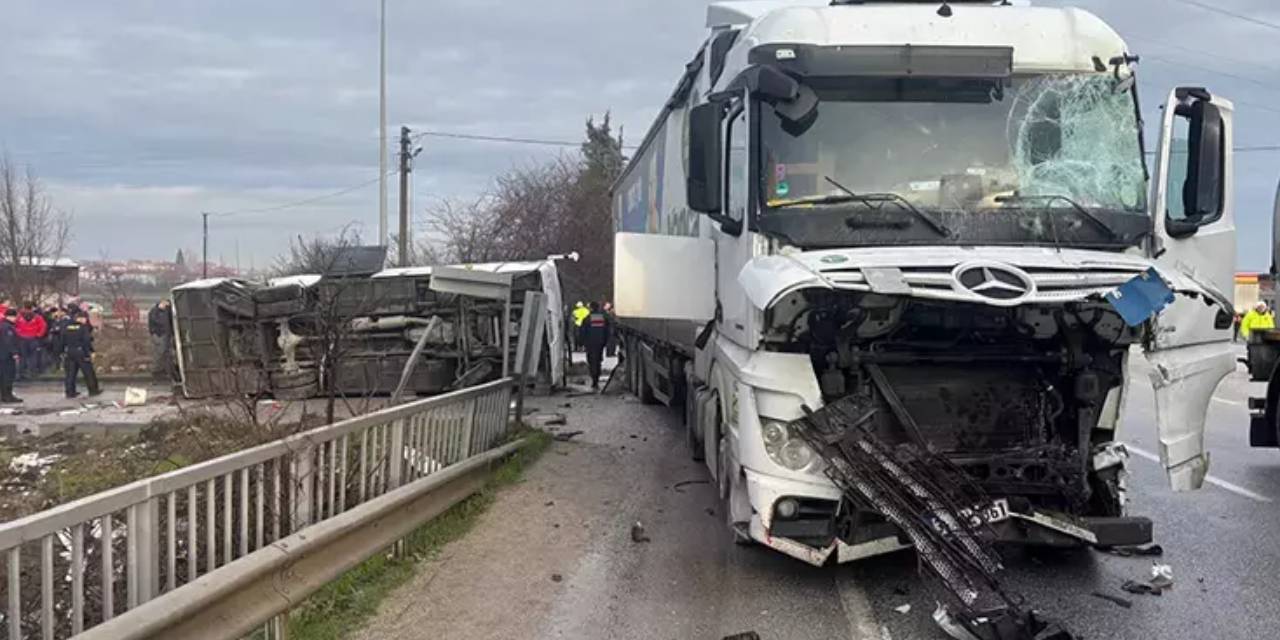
[{"xmin": 0, "ymin": 378, "xmax": 515, "ymax": 640}]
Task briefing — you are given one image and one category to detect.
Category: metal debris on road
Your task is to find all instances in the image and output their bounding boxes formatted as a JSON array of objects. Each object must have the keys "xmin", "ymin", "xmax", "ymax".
[
  {"xmin": 552, "ymin": 430, "xmax": 583, "ymax": 442},
  {"xmin": 1090, "ymin": 591, "xmax": 1134, "ymax": 609},
  {"xmin": 1121, "ymin": 580, "xmax": 1162, "ymax": 596},
  {"xmin": 672, "ymin": 479, "xmax": 710, "ymax": 493},
  {"xmin": 792, "ymin": 396, "xmax": 1075, "ymax": 640},
  {"xmin": 1099, "ymin": 543, "xmax": 1163, "ymax": 557},
  {"xmin": 630, "ymin": 521, "xmax": 651, "ymax": 543},
  {"xmin": 550, "ymin": 573, "xmax": 563, "ymax": 583},
  {"xmin": 528, "ymin": 413, "xmax": 568, "ymax": 427}
]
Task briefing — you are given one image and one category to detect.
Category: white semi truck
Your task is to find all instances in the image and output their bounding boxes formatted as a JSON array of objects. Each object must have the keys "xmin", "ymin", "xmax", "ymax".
[{"xmin": 613, "ymin": 0, "xmax": 1237, "ymax": 567}]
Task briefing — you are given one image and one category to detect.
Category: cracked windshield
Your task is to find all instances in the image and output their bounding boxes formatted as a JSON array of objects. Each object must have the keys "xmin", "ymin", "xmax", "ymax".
[{"xmin": 763, "ymin": 74, "xmax": 1147, "ymax": 214}]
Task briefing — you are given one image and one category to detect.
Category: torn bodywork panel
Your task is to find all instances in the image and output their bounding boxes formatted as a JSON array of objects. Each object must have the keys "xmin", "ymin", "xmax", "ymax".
[{"xmin": 1146, "ymin": 343, "xmax": 1236, "ymax": 491}]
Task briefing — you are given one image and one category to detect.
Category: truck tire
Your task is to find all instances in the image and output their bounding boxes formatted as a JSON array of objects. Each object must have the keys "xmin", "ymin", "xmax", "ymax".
[{"xmin": 684, "ymin": 367, "xmax": 705, "ymax": 461}]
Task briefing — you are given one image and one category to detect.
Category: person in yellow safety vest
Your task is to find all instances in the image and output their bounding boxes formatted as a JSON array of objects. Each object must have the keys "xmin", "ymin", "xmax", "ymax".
[
  {"xmin": 572, "ymin": 302, "xmax": 589, "ymax": 352},
  {"xmin": 1240, "ymin": 301, "xmax": 1275, "ymax": 341}
]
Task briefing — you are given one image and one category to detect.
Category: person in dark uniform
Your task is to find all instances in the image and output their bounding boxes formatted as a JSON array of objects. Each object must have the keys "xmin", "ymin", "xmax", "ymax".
[
  {"xmin": 0, "ymin": 310, "xmax": 22, "ymax": 403},
  {"xmin": 58, "ymin": 311, "xmax": 101, "ymax": 398},
  {"xmin": 581, "ymin": 301, "xmax": 612, "ymax": 391}
]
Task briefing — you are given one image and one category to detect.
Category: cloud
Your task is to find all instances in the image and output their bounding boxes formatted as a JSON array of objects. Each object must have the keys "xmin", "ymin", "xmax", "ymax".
[{"xmin": 0, "ymin": 0, "xmax": 1276, "ymax": 269}]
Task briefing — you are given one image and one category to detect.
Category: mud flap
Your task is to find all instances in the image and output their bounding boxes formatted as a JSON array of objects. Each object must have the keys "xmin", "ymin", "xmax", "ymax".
[{"xmin": 1144, "ymin": 343, "xmax": 1235, "ymax": 491}]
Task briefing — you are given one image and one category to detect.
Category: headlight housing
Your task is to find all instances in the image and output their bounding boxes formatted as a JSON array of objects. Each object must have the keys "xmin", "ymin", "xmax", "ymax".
[{"xmin": 761, "ymin": 420, "xmax": 816, "ymax": 471}]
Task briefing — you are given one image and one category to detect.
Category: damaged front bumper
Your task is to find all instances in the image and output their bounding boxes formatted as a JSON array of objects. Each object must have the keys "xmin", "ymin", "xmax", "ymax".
[{"xmin": 743, "ymin": 468, "xmax": 1153, "ymax": 567}]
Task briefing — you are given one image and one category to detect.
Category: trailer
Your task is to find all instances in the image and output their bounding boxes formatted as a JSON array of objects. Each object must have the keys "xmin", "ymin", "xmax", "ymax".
[{"xmin": 613, "ymin": 0, "xmax": 1237, "ymax": 568}]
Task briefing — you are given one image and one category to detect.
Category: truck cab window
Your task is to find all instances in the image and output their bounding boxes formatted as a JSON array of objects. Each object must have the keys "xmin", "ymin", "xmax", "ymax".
[
  {"xmin": 725, "ymin": 105, "xmax": 748, "ymax": 224},
  {"xmin": 1165, "ymin": 108, "xmax": 1224, "ymax": 227}
]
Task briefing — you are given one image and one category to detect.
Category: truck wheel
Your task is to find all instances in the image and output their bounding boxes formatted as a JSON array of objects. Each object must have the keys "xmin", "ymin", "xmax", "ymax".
[{"xmin": 684, "ymin": 377, "xmax": 705, "ymax": 462}]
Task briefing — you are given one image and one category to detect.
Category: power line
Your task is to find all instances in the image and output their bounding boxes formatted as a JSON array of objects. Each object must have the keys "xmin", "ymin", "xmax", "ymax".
[
  {"xmin": 1166, "ymin": 0, "xmax": 1280, "ymax": 33},
  {"xmin": 210, "ymin": 171, "xmax": 393, "ymax": 217},
  {"xmin": 411, "ymin": 129, "xmax": 639, "ymax": 150}
]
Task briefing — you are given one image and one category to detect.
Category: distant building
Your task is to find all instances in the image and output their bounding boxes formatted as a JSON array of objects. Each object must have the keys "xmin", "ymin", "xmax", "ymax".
[
  {"xmin": 1236, "ymin": 272, "xmax": 1266, "ymax": 312},
  {"xmin": 0, "ymin": 257, "xmax": 80, "ymax": 300}
]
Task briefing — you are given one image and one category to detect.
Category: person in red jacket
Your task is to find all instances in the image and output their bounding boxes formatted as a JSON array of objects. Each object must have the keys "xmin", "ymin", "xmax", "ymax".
[{"xmin": 15, "ymin": 304, "xmax": 47, "ymax": 380}]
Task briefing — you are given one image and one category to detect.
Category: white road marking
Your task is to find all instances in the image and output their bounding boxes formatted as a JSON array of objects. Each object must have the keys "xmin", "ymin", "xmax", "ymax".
[{"xmin": 1126, "ymin": 445, "xmax": 1272, "ymax": 503}]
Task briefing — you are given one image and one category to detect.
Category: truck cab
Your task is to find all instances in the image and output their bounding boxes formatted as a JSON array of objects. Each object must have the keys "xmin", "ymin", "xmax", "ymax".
[{"xmin": 613, "ymin": 0, "xmax": 1235, "ymax": 565}]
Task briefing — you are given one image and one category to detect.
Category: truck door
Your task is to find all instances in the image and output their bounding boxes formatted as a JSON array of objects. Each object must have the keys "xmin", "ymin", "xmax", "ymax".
[
  {"xmin": 716, "ymin": 97, "xmax": 755, "ymax": 347},
  {"xmin": 1145, "ymin": 87, "xmax": 1237, "ymax": 491}
]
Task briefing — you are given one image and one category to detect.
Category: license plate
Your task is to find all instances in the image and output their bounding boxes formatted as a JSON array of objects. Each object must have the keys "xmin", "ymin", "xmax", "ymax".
[{"xmin": 928, "ymin": 498, "xmax": 1010, "ymax": 533}]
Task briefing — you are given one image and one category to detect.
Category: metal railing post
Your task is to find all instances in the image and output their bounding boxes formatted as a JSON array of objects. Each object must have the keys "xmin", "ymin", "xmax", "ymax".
[
  {"xmin": 293, "ymin": 447, "xmax": 314, "ymax": 530},
  {"xmin": 388, "ymin": 419, "xmax": 405, "ymax": 490}
]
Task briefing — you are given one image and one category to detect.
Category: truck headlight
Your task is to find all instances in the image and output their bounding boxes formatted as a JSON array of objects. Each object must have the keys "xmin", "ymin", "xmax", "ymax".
[{"xmin": 761, "ymin": 420, "xmax": 815, "ymax": 471}]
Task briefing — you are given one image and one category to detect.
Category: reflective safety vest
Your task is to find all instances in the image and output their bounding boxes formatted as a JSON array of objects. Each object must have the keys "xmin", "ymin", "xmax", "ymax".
[{"xmin": 572, "ymin": 305, "xmax": 589, "ymax": 327}]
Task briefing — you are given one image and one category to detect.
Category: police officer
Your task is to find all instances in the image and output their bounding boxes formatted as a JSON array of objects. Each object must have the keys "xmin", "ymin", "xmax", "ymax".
[
  {"xmin": 59, "ymin": 311, "xmax": 101, "ymax": 398},
  {"xmin": 0, "ymin": 309, "xmax": 22, "ymax": 403},
  {"xmin": 581, "ymin": 302, "xmax": 612, "ymax": 391}
]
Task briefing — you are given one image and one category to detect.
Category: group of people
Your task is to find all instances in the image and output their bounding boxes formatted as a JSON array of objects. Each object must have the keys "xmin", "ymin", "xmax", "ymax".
[
  {"xmin": 571, "ymin": 300, "xmax": 614, "ymax": 390},
  {"xmin": 0, "ymin": 299, "xmax": 99, "ymax": 403}
]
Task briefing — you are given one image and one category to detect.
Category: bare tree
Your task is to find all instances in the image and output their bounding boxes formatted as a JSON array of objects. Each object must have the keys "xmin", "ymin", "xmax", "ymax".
[{"xmin": 0, "ymin": 155, "xmax": 72, "ymax": 302}]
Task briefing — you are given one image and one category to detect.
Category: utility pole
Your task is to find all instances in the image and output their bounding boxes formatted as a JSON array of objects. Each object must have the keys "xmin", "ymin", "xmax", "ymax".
[
  {"xmin": 202, "ymin": 212, "xmax": 209, "ymax": 279},
  {"xmin": 398, "ymin": 126, "xmax": 411, "ymax": 267},
  {"xmin": 378, "ymin": 0, "xmax": 388, "ymax": 247}
]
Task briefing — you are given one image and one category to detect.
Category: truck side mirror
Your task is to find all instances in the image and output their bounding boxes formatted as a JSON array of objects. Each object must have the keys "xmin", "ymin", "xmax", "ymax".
[
  {"xmin": 687, "ymin": 102, "xmax": 724, "ymax": 215},
  {"xmin": 1183, "ymin": 100, "xmax": 1223, "ymax": 222}
]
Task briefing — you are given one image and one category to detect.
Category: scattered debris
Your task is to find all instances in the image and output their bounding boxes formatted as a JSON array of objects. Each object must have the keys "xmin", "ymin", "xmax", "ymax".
[
  {"xmin": 57, "ymin": 409, "xmax": 86, "ymax": 417},
  {"xmin": 1121, "ymin": 580, "xmax": 1162, "ymax": 596},
  {"xmin": 123, "ymin": 387, "xmax": 148, "ymax": 407},
  {"xmin": 1090, "ymin": 591, "xmax": 1133, "ymax": 609},
  {"xmin": 559, "ymin": 402, "xmax": 572, "ymax": 408},
  {"xmin": 1150, "ymin": 564, "xmax": 1174, "ymax": 591},
  {"xmin": 550, "ymin": 573, "xmax": 563, "ymax": 583},
  {"xmin": 0, "ymin": 407, "xmax": 21, "ymax": 415},
  {"xmin": 894, "ymin": 604, "xmax": 912, "ymax": 614},
  {"xmin": 528, "ymin": 413, "xmax": 568, "ymax": 428},
  {"xmin": 552, "ymin": 430, "xmax": 583, "ymax": 442},
  {"xmin": 672, "ymin": 479, "xmax": 710, "ymax": 493},
  {"xmin": 1099, "ymin": 543, "xmax": 1163, "ymax": 557},
  {"xmin": 630, "ymin": 521, "xmax": 651, "ymax": 543},
  {"xmin": 893, "ymin": 585, "xmax": 910, "ymax": 597},
  {"xmin": 721, "ymin": 633, "xmax": 760, "ymax": 640},
  {"xmin": 704, "ymin": 507, "xmax": 716, "ymax": 517},
  {"xmin": 628, "ymin": 434, "xmax": 637, "ymax": 439},
  {"xmin": 544, "ymin": 500, "xmax": 555, "ymax": 507}
]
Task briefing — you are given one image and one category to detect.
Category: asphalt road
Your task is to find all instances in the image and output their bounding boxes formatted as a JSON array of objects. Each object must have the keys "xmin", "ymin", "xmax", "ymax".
[{"xmin": 362, "ymin": 349, "xmax": 1280, "ymax": 640}]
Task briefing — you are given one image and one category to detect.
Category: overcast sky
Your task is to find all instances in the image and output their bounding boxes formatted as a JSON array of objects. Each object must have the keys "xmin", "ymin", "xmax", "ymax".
[{"xmin": 1, "ymin": 0, "xmax": 1277, "ymax": 270}]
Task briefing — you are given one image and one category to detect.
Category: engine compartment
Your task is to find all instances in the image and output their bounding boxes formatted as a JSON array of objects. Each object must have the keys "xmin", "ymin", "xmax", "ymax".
[{"xmin": 762, "ymin": 289, "xmax": 1140, "ymax": 516}]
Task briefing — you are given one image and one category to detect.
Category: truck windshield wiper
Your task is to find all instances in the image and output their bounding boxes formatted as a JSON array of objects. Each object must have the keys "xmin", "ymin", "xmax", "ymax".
[
  {"xmin": 994, "ymin": 194, "xmax": 1121, "ymax": 241},
  {"xmin": 823, "ymin": 176, "xmax": 951, "ymax": 237}
]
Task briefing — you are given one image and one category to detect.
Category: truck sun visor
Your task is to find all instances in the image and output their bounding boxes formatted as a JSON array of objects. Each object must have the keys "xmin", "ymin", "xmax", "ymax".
[{"xmin": 748, "ymin": 44, "xmax": 1013, "ymax": 79}]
